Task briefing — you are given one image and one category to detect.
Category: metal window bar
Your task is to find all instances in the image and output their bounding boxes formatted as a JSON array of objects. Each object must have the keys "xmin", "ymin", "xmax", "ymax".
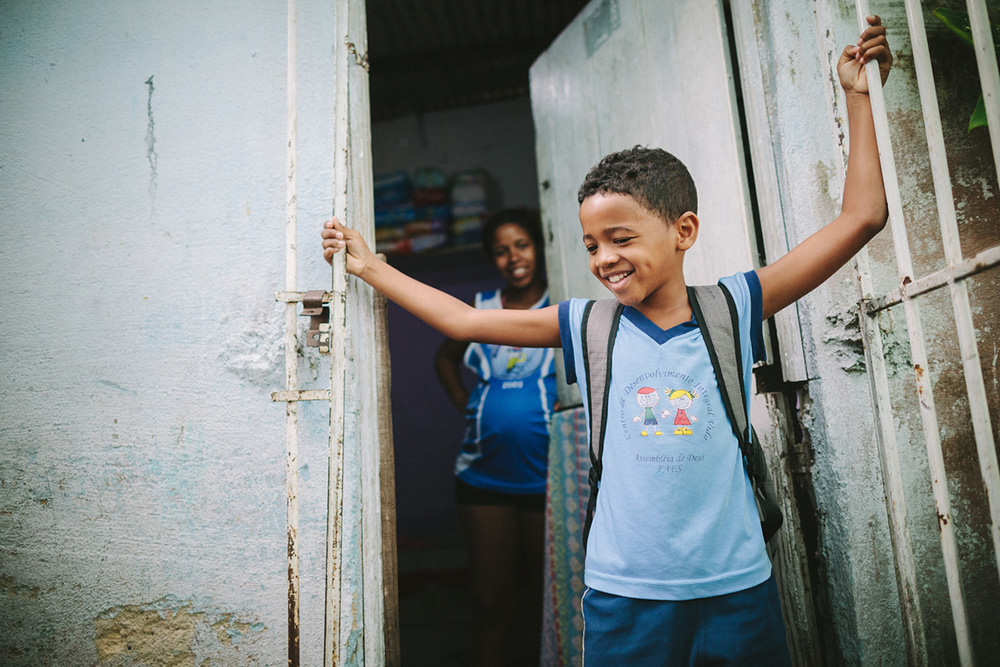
[
  {"xmin": 840, "ymin": 2, "xmax": 925, "ymax": 660},
  {"xmin": 851, "ymin": 1, "xmax": 1000, "ymax": 665},
  {"xmin": 900, "ymin": 0, "xmax": 1000, "ymax": 584},
  {"xmin": 865, "ymin": 5, "xmax": 975, "ymax": 662}
]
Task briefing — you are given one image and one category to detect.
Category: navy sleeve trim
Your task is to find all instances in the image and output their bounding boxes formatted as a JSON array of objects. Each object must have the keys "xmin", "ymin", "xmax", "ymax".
[
  {"xmin": 745, "ymin": 270, "xmax": 765, "ymax": 363},
  {"xmin": 558, "ymin": 300, "xmax": 578, "ymax": 385}
]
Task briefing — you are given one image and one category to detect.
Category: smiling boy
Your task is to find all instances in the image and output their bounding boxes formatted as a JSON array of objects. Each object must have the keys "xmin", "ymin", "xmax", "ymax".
[{"xmin": 322, "ymin": 15, "xmax": 891, "ymax": 664}]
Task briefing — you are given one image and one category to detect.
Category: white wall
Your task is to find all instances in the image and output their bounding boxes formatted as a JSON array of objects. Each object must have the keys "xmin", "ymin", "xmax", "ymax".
[{"xmin": 1, "ymin": 1, "xmax": 339, "ymax": 663}]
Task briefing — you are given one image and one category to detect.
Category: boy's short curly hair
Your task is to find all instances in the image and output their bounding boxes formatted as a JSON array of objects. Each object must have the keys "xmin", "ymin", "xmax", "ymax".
[
  {"xmin": 577, "ymin": 146, "xmax": 698, "ymax": 223},
  {"xmin": 480, "ymin": 207, "xmax": 545, "ymax": 258}
]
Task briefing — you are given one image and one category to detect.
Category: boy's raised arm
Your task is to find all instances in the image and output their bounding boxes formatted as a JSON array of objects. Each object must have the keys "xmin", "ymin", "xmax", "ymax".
[
  {"xmin": 757, "ymin": 15, "xmax": 892, "ymax": 320},
  {"xmin": 321, "ymin": 217, "xmax": 562, "ymax": 348}
]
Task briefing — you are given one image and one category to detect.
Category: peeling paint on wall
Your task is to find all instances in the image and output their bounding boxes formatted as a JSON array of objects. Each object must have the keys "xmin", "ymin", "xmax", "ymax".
[
  {"xmin": 823, "ymin": 307, "xmax": 867, "ymax": 373},
  {"xmin": 0, "ymin": 575, "xmax": 41, "ymax": 600},
  {"xmin": 218, "ymin": 305, "xmax": 286, "ymax": 388},
  {"xmin": 823, "ymin": 304, "xmax": 914, "ymax": 376},
  {"xmin": 94, "ymin": 596, "xmax": 266, "ymax": 666}
]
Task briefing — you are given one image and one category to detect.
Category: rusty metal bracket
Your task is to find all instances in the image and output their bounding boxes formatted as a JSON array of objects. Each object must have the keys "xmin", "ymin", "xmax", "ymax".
[{"xmin": 301, "ymin": 290, "xmax": 330, "ymax": 353}]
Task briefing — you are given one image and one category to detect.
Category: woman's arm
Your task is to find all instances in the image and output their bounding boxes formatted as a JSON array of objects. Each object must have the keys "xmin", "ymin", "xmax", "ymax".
[{"xmin": 435, "ymin": 338, "xmax": 471, "ymax": 411}]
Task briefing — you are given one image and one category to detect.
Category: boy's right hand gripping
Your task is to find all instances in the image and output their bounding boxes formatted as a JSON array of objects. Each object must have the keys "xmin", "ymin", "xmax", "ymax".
[{"xmin": 321, "ymin": 217, "xmax": 372, "ymax": 276}]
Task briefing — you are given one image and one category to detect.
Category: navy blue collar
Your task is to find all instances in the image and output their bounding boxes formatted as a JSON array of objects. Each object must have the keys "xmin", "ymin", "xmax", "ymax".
[{"xmin": 622, "ymin": 306, "xmax": 698, "ymax": 345}]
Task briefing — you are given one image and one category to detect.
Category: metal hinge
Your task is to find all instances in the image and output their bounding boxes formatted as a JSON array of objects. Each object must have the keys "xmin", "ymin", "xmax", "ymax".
[{"xmin": 300, "ymin": 290, "xmax": 330, "ymax": 353}]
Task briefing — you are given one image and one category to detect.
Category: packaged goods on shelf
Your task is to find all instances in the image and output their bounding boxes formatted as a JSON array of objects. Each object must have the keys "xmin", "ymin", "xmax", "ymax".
[
  {"xmin": 373, "ymin": 167, "xmax": 451, "ymax": 254},
  {"xmin": 375, "ymin": 232, "xmax": 449, "ymax": 256},
  {"xmin": 411, "ymin": 167, "xmax": 449, "ymax": 206},
  {"xmin": 372, "ymin": 166, "xmax": 500, "ymax": 254},
  {"xmin": 450, "ymin": 170, "xmax": 494, "ymax": 247},
  {"xmin": 373, "ymin": 170, "xmax": 415, "ymax": 248},
  {"xmin": 373, "ymin": 170, "xmax": 411, "ymax": 208}
]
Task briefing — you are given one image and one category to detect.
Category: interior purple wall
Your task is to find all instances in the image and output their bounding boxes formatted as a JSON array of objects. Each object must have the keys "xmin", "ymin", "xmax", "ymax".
[{"xmin": 386, "ymin": 248, "xmax": 500, "ymax": 543}]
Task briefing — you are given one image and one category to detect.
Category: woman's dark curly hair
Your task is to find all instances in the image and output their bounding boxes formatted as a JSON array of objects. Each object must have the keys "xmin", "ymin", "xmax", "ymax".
[
  {"xmin": 480, "ymin": 207, "xmax": 545, "ymax": 258},
  {"xmin": 577, "ymin": 146, "xmax": 697, "ymax": 223}
]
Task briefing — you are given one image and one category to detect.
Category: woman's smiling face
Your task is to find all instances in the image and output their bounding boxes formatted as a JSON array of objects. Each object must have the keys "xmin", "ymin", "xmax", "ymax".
[{"xmin": 490, "ymin": 222, "xmax": 539, "ymax": 290}]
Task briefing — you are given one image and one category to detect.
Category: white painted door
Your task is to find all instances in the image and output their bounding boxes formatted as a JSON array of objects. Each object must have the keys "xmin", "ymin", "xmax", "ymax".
[{"xmin": 530, "ymin": 0, "xmax": 757, "ymax": 307}]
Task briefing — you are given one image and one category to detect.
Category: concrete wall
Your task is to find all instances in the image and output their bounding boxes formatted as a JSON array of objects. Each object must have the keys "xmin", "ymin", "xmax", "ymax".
[
  {"xmin": 745, "ymin": 2, "xmax": 1000, "ymax": 663},
  {"xmin": 0, "ymin": 1, "xmax": 334, "ymax": 663}
]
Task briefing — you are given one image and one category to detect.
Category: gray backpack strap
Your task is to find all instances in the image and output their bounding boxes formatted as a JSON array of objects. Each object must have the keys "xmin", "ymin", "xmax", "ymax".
[
  {"xmin": 687, "ymin": 285, "xmax": 748, "ymax": 447},
  {"xmin": 688, "ymin": 283, "xmax": 782, "ymax": 541},
  {"xmin": 580, "ymin": 298, "xmax": 624, "ymax": 548}
]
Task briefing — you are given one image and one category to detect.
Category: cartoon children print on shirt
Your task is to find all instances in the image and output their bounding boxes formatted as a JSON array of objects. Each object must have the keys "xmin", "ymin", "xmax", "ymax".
[
  {"xmin": 633, "ymin": 386, "xmax": 664, "ymax": 436},
  {"xmin": 632, "ymin": 386, "xmax": 699, "ymax": 437},
  {"xmin": 665, "ymin": 388, "xmax": 697, "ymax": 435}
]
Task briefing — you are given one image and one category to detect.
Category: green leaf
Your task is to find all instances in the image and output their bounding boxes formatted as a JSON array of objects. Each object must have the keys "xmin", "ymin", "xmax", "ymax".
[
  {"xmin": 934, "ymin": 7, "xmax": 999, "ymax": 130},
  {"xmin": 933, "ymin": 6, "xmax": 1000, "ymax": 51},
  {"xmin": 969, "ymin": 94, "xmax": 987, "ymax": 130},
  {"xmin": 933, "ymin": 7, "xmax": 975, "ymax": 48}
]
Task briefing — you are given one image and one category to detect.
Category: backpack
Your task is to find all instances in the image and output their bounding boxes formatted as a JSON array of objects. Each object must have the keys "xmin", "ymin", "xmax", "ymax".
[{"xmin": 580, "ymin": 283, "xmax": 783, "ymax": 549}]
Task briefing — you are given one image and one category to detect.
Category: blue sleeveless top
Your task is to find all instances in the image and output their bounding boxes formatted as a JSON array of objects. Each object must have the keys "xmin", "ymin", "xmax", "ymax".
[{"xmin": 454, "ymin": 290, "xmax": 557, "ymax": 494}]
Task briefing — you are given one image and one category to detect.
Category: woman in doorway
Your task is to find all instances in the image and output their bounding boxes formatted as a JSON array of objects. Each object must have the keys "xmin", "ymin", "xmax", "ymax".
[{"xmin": 434, "ymin": 207, "xmax": 556, "ymax": 667}]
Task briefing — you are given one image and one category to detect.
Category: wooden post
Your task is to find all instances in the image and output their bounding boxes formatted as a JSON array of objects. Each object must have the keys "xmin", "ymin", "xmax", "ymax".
[{"xmin": 374, "ymin": 290, "xmax": 401, "ymax": 666}]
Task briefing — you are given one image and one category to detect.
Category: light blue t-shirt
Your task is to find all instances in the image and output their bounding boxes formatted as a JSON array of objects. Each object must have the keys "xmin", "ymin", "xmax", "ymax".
[
  {"xmin": 455, "ymin": 289, "xmax": 557, "ymax": 494},
  {"xmin": 558, "ymin": 272, "xmax": 770, "ymax": 600}
]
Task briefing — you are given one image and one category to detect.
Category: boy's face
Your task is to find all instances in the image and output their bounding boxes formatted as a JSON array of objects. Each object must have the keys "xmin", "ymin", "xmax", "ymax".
[{"xmin": 580, "ymin": 192, "xmax": 693, "ymax": 311}]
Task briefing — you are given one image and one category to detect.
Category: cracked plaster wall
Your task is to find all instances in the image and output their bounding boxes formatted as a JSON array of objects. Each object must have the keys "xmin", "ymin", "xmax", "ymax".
[
  {"xmin": 0, "ymin": 1, "xmax": 340, "ymax": 663},
  {"xmin": 753, "ymin": 1, "xmax": 1000, "ymax": 664}
]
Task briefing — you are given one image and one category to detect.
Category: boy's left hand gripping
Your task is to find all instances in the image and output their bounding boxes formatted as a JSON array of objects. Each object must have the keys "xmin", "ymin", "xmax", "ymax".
[
  {"xmin": 320, "ymin": 219, "xmax": 344, "ymax": 265},
  {"xmin": 839, "ymin": 15, "xmax": 892, "ymax": 93},
  {"xmin": 321, "ymin": 217, "xmax": 372, "ymax": 276}
]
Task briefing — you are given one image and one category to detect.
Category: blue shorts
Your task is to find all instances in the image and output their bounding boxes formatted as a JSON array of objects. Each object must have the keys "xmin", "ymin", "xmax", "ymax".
[{"xmin": 581, "ymin": 575, "xmax": 791, "ymax": 666}]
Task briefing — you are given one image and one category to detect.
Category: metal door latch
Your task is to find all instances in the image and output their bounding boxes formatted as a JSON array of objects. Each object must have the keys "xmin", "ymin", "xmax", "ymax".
[{"xmin": 301, "ymin": 290, "xmax": 330, "ymax": 353}]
